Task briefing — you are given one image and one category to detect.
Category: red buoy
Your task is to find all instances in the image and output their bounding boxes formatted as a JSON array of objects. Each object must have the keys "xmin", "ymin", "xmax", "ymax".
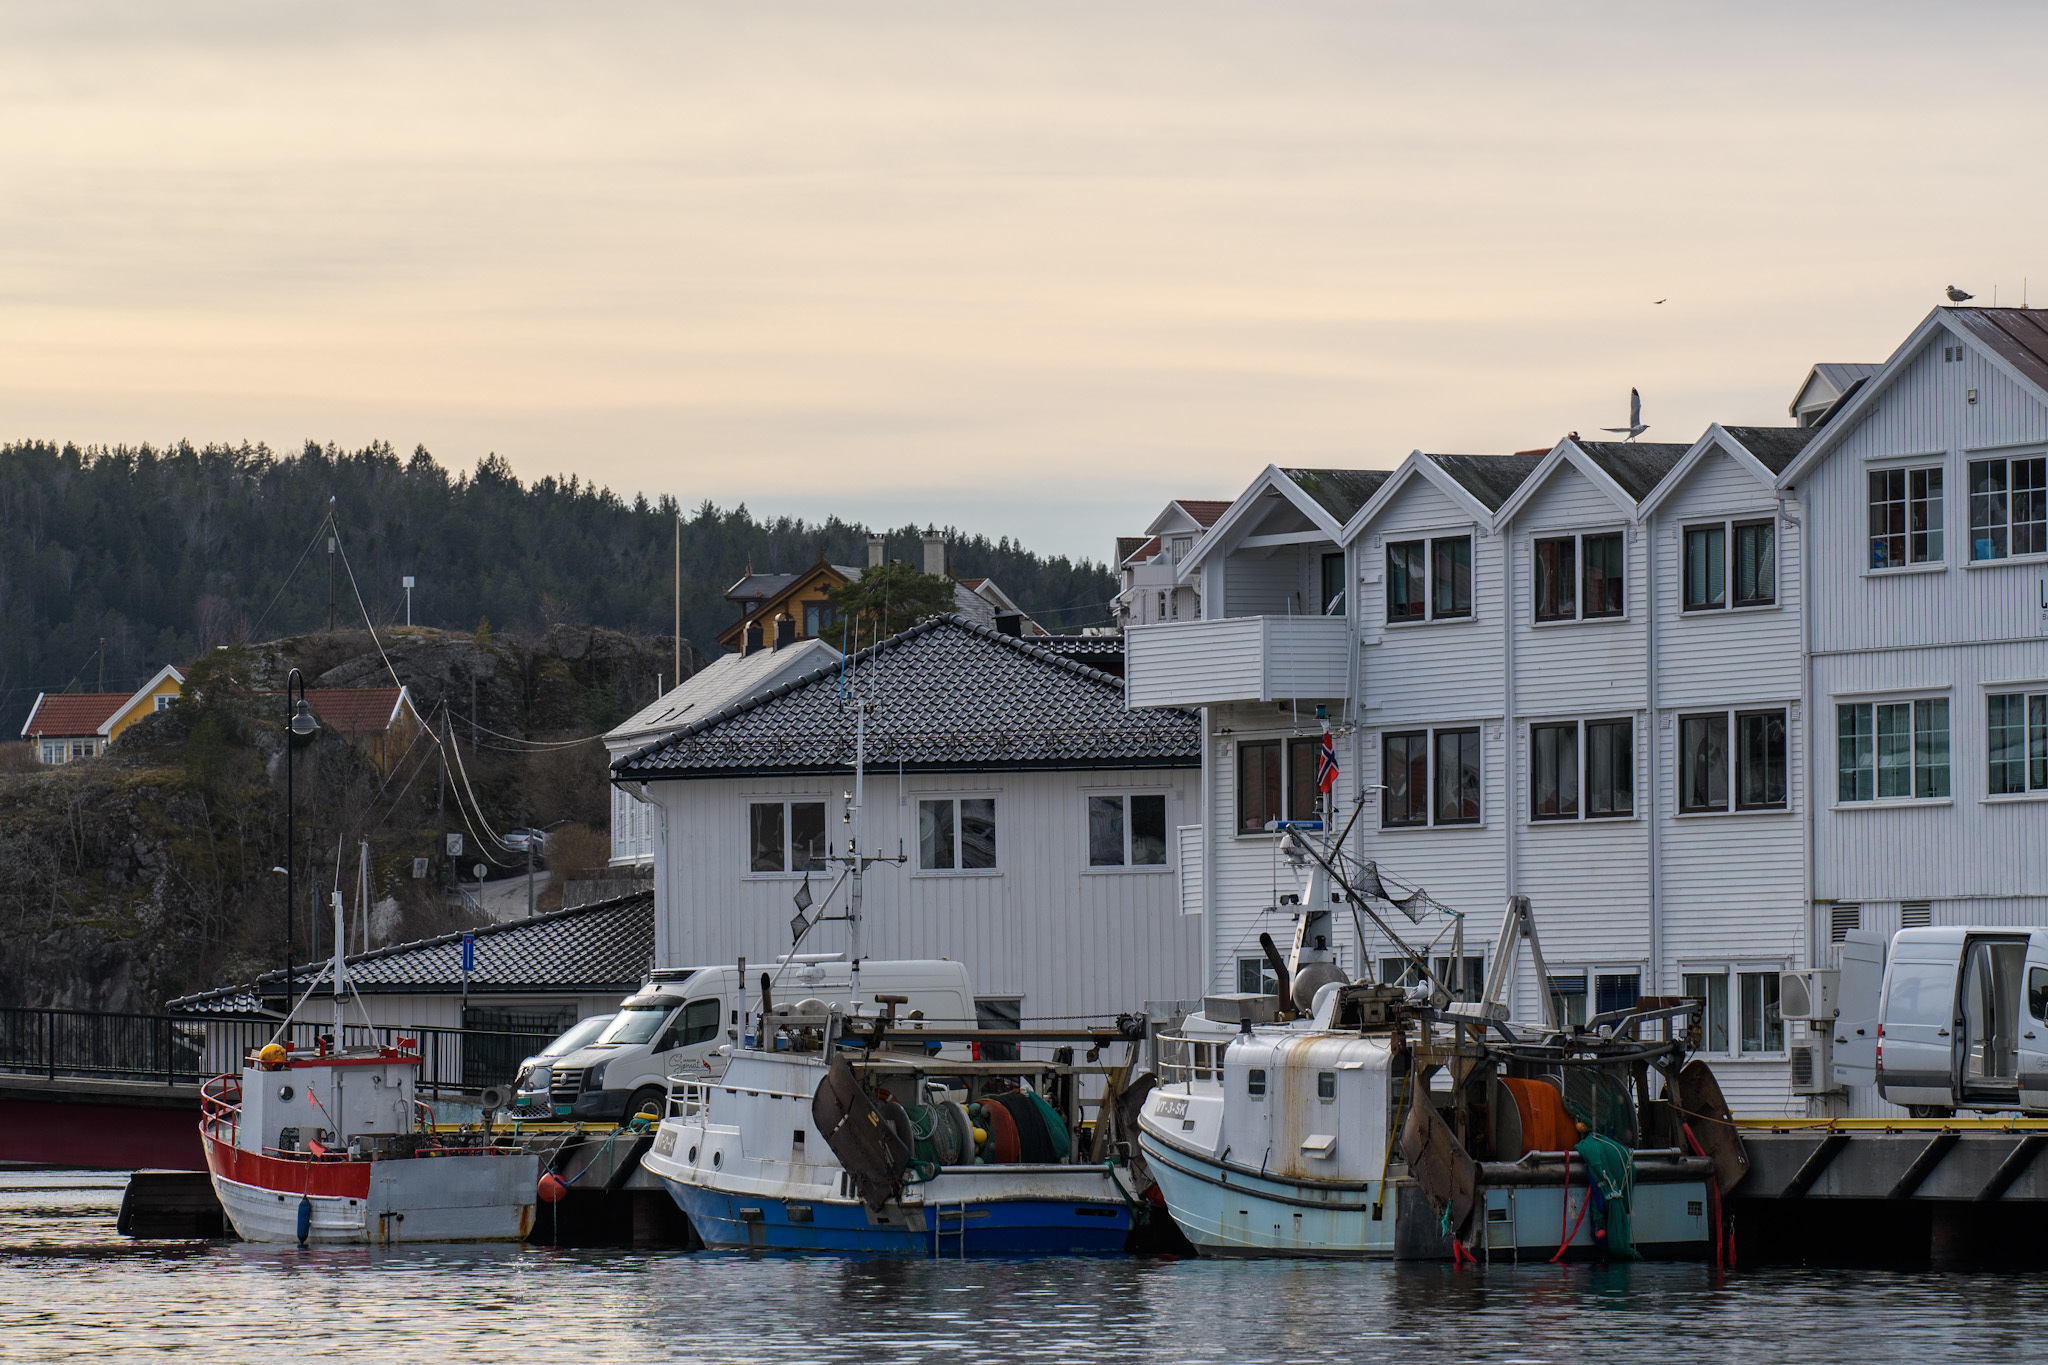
[{"xmin": 538, "ymin": 1173, "xmax": 567, "ymax": 1204}]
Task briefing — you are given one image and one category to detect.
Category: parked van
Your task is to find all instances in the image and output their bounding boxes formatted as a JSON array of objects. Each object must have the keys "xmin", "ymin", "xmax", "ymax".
[
  {"xmin": 524, "ymin": 956, "xmax": 977, "ymax": 1121},
  {"xmin": 1834, "ymin": 928, "xmax": 2048, "ymax": 1117}
]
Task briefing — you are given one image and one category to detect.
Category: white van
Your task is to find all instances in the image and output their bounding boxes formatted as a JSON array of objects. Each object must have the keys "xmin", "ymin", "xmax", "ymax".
[
  {"xmin": 1840, "ymin": 928, "xmax": 2048, "ymax": 1117},
  {"xmin": 528, "ymin": 956, "xmax": 977, "ymax": 1121}
]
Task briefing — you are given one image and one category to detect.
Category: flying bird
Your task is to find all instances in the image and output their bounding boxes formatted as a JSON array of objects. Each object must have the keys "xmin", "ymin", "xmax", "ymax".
[
  {"xmin": 1601, "ymin": 388, "xmax": 1648, "ymax": 442},
  {"xmin": 1947, "ymin": 285, "xmax": 1974, "ymax": 302},
  {"xmin": 1654, "ymin": 298, "xmax": 1667, "ymax": 305}
]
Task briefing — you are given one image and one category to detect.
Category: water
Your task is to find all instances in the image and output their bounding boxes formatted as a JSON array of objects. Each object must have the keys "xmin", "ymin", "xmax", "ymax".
[{"xmin": 2, "ymin": 1169, "xmax": 2043, "ymax": 1364}]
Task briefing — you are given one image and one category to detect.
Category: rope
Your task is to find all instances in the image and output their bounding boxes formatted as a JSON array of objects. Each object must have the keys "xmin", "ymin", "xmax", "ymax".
[{"xmin": 1549, "ymin": 1157, "xmax": 1591, "ymax": 1263}]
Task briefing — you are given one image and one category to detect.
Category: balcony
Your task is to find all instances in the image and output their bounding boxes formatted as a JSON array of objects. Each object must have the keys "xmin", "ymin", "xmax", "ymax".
[{"xmin": 1125, "ymin": 615, "xmax": 1351, "ymax": 710}]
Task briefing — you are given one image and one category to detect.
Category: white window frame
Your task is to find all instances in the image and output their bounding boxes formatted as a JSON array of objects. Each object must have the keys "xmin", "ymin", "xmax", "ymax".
[
  {"xmin": 742, "ymin": 797, "xmax": 831, "ymax": 878},
  {"xmin": 1834, "ymin": 692, "xmax": 1952, "ymax": 807},
  {"xmin": 1541, "ymin": 967, "xmax": 1591, "ymax": 1028},
  {"xmin": 1527, "ymin": 716, "xmax": 1637, "ymax": 824},
  {"xmin": 1965, "ymin": 449, "xmax": 2048, "ymax": 565},
  {"xmin": 1679, "ymin": 967, "xmax": 1734, "ymax": 1056},
  {"xmin": 1232, "ymin": 735, "xmax": 1326, "ymax": 840},
  {"xmin": 1985, "ymin": 683, "xmax": 2048, "ymax": 801},
  {"xmin": 1382, "ymin": 530, "xmax": 1476, "ymax": 627},
  {"xmin": 914, "ymin": 794, "xmax": 1001, "ymax": 876},
  {"xmin": 1866, "ymin": 460, "xmax": 1946, "ymax": 574},
  {"xmin": 1529, "ymin": 528, "xmax": 1629, "ymax": 626},
  {"xmin": 1679, "ymin": 517, "xmax": 1780, "ymax": 614},
  {"xmin": 1378, "ymin": 724, "xmax": 1484, "ymax": 830},
  {"xmin": 1674, "ymin": 707, "xmax": 1792, "ymax": 816},
  {"xmin": 153, "ymin": 693, "xmax": 174, "ymax": 712},
  {"xmin": 1085, "ymin": 791, "xmax": 1172, "ymax": 872}
]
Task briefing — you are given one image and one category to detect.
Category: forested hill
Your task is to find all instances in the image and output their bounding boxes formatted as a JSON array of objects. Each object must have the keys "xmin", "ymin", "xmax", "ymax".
[{"xmin": 0, "ymin": 440, "xmax": 1118, "ymax": 736}]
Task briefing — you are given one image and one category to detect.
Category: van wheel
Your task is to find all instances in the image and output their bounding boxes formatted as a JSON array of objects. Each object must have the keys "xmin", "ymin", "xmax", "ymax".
[
  {"xmin": 1907, "ymin": 1104, "xmax": 1955, "ymax": 1119},
  {"xmin": 626, "ymin": 1086, "xmax": 666, "ymax": 1124}
]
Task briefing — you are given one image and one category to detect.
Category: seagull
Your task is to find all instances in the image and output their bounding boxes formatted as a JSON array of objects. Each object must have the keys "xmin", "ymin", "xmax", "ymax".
[
  {"xmin": 1654, "ymin": 298, "xmax": 1667, "ymax": 305},
  {"xmin": 1601, "ymin": 388, "xmax": 1648, "ymax": 442},
  {"xmin": 1947, "ymin": 285, "xmax": 1974, "ymax": 302}
]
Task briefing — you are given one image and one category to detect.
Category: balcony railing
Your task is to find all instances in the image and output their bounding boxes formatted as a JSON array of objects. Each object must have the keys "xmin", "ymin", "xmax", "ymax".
[{"xmin": 1125, "ymin": 614, "xmax": 1351, "ymax": 709}]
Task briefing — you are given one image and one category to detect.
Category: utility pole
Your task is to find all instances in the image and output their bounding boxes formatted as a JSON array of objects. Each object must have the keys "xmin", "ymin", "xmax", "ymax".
[
  {"xmin": 674, "ymin": 510, "xmax": 683, "ymax": 692},
  {"xmin": 326, "ymin": 497, "xmax": 338, "ymax": 633},
  {"xmin": 97, "ymin": 638, "xmax": 104, "ymax": 693},
  {"xmin": 527, "ymin": 838, "xmax": 536, "ymax": 919},
  {"xmin": 402, "ymin": 576, "xmax": 414, "ymax": 627}
]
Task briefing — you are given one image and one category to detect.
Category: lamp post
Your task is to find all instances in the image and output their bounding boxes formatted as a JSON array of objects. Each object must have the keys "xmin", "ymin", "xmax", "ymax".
[{"xmin": 283, "ymin": 670, "xmax": 320, "ymax": 1002}]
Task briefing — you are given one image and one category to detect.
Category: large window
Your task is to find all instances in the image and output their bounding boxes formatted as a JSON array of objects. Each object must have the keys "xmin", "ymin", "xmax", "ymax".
[
  {"xmin": 1381, "ymin": 727, "xmax": 1480, "ymax": 828},
  {"xmin": 1738, "ymin": 971, "xmax": 1784, "ymax": 1053},
  {"xmin": 1679, "ymin": 709, "xmax": 1788, "ymax": 812},
  {"xmin": 1869, "ymin": 466, "xmax": 1944, "ymax": 568},
  {"xmin": 1088, "ymin": 793, "xmax": 1168, "ymax": 867},
  {"xmin": 1533, "ymin": 531, "xmax": 1625, "ymax": 623},
  {"xmin": 1320, "ymin": 553, "xmax": 1346, "ymax": 616},
  {"xmin": 1236, "ymin": 738, "xmax": 1323, "ymax": 833},
  {"xmin": 1969, "ymin": 455, "xmax": 2048, "ymax": 561},
  {"xmin": 1682, "ymin": 972, "xmax": 1731, "ymax": 1053},
  {"xmin": 748, "ymin": 800, "xmax": 827, "ymax": 873},
  {"xmin": 1531, "ymin": 718, "xmax": 1633, "ymax": 821},
  {"xmin": 1989, "ymin": 691, "xmax": 2048, "ymax": 795},
  {"xmin": 918, "ymin": 798, "xmax": 997, "ymax": 871},
  {"xmin": 1386, "ymin": 535, "xmax": 1472, "ymax": 623},
  {"xmin": 802, "ymin": 602, "xmax": 838, "ymax": 637},
  {"xmin": 1683, "ymin": 520, "xmax": 1775, "ymax": 610},
  {"xmin": 1837, "ymin": 699, "xmax": 1949, "ymax": 802}
]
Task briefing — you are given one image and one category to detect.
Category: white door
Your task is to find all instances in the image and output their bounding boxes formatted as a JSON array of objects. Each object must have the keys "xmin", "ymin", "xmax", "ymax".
[
  {"xmin": 1877, "ymin": 954, "xmax": 1959, "ymax": 1109},
  {"xmin": 1832, "ymin": 932, "xmax": 1886, "ymax": 1088},
  {"xmin": 2020, "ymin": 936, "xmax": 2048, "ymax": 1112},
  {"xmin": 1957, "ymin": 937, "xmax": 2026, "ymax": 1106}
]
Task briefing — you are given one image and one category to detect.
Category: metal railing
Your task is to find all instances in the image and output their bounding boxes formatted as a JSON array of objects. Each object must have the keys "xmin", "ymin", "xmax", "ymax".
[{"xmin": 0, "ymin": 1007, "xmax": 557, "ymax": 1097}]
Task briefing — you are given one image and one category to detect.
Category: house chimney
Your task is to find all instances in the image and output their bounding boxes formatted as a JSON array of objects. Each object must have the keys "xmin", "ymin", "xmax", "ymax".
[
  {"xmin": 922, "ymin": 525, "xmax": 946, "ymax": 578},
  {"xmin": 995, "ymin": 612, "xmax": 1023, "ymax": 638},
  {"xmin": 773, "ymin": 614, "xmax": 795, "ymax": 650},
  {"xmin": 866, "ymin": 533, "xmax": 885, "ymax": 569},
  {"xmin": 744, "ymin": 621, "xmax": 764, "ymax": 656}
]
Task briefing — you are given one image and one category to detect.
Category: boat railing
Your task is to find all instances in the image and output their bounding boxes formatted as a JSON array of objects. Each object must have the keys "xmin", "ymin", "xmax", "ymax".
[{"xmin": 1154, "ymin": 1033, "xmax": 1226, "ymax": 1088}]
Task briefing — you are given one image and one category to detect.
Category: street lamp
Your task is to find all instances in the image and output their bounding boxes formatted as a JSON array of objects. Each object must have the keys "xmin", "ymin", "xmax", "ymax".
[{"xmin": 283, "ymin": 670, "xmax": 319, "ymax": 1004}]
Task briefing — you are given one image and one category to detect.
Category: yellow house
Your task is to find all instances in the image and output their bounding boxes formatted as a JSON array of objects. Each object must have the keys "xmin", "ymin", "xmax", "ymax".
[{"xmin": 20, "ymin": 664, "xmax": 185, "ymax": 764}]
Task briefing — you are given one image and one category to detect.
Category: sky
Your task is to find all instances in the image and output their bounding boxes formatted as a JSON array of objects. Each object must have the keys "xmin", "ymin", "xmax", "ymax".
[{"xmin": 4, "ymin": 2, "xmax": 2045, "ymax": 562}]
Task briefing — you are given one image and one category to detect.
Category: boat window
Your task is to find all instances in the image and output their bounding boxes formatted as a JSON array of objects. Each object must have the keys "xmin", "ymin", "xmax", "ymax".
[
  {"xmin": 1317, "ymin": 1072, "xmax": 1336, "ymax": 1100},
  {"xmin": 1247, "ymin": 1068, "xmax": 1266, "ymax": 1098},
  {"xmin": 597, "ymin": 1004, "xmax": 675, "ymax": 1047},
  {"xmin": 2031, "ymin": 968, "xmax": 2048, "ymax": 1022}
]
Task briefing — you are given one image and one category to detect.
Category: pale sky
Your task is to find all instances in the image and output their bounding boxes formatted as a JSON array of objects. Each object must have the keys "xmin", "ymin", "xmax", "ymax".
[{"xmin": 4, "ymin": 3, "xmax": 2044, "ymax": 561}]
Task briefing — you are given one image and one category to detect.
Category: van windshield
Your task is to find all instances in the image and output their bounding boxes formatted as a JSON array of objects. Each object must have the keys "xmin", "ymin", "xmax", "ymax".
[
  {"xmin": 540, "ymin": 1016, "xmax": 612, "ymax": 1058},
  {"xmin": 597, "ymin": 1004, "xmax": 674, "ymax": 1046}
]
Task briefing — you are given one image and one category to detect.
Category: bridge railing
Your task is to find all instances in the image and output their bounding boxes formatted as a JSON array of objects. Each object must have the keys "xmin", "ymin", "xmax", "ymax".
[{"xmin": 0, "ymin": 1007, "xmax": 556, "ymax": 1098}]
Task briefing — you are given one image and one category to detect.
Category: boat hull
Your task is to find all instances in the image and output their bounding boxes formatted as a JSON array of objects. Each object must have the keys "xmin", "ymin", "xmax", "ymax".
[{"xmin": 204, "ymin": 1134, "xmax": 538, "ymax": 1244}]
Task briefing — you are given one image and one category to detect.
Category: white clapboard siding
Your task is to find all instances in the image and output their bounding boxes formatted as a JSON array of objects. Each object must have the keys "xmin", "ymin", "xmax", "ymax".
[
  {"xmin": 1126, "ymin": 616, "xmax": 1349, "ymax": 709},
  {"xmin": 1358, "ymin": 474, "xmax": 1505, "ymax": 725},
  {"xmin": 1177, "ymin": 825, "xmax": 1202, "ymax": 915}
]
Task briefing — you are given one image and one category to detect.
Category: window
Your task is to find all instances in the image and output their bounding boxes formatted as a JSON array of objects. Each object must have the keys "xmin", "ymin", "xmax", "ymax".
[
  {"xmin": 919, "ymin": 798, "xmax": 997, "ymax": 870},
  {"xmin": 974, "ymin": 997, "xmax": 1021, "ymax": 1062},
  {"xmin": 659, "ymin": 999, "xmax": 722, "ymax": 1052},
  {"xmin": 1738, "ymin": 971, "xmax": 1784, "ymax": 1053},
  {"xmin": 1679, "ymin": 709, "xmax": 1788, "ymax": 812},
  {"xmin": 1237, "ymin": 958, "xmax": 1279, "ymax": 994},
  {"xmin": 1594, "ymin": 972, "xmax": 1641, "ymax": 1018},
  {"xmin": 1969, "ymin": 455, "xmax": 2048, "ymax": 561},
  {"xmin": 1989, "ymin": 692, "xmax": 2048, "ymax": 795},
  {"xmin": 1869, "ymin": 466, "xmax": 1944, "ymax": 568},
  {"xmin": 1531, "ymin": 719, "xmax": 1633, "ymax": 821},
  {"xmin": 803, "ymin": 602, "xmax": 838, "ymax": 637},
  {"xmin": 1682, "ymin": 972, "xmax": 1731, "ymax": 1052},
  {"xmin": 1321, "ymin": 553, "xmax": 1345, "ymax": 616},
  {"xmin": 1386, "ymin": 535, "xmax": 1472, "ymax": 623},
  {"xmin": 1088, "ymin": 793, "xmax": 1168, "ymax": 867},
  {"xmin": 748, "ymin": 801, "xmax": 828, "ymax": 873},
  {"xmin": 1545, "ymin": 972, "xmax": 1588, "ymax": 1028},
  {"xmin": 1534, "ymin": 532, "xmax": 1625, "ymax": 622},
  {"xmin": 154, "ymin": 694, "xmax": 174, "ymax": 712},
  {"xmin": 1171, "ymin": 535, "xmax": 1193, "ymax": 563},
  {"xmin": 1683, "ymin": 520, "xmax": 1775, "ymax": 610},
  {"xmin": 1837, "ymin": 699, "xmax": 1949, "ymax": 802},
  {"xmin": 1380, "ymin": 727, "xmax": 1479, "ymax": 828},
  {"xmin": 1237, "ymin": 738, "xmax": 1323, "ymax": 834},
  {"xmin": 70, "ymin": 740, "xmax": 95, "ymax": 760},
  {"xmin": 1378, "ymin": 955, "xmax": 1484, "ymax": 1000},
  {"xmin": 1317, "ymin": 1071, "xmax": 1336, "ymax": 1100},
  {"xmin": 39, "ymin": 742, "xmax": 61, "ymax": 764},
  {"xmin": 1247, "ymin": 1068, "xmax": 1267, "ymax": 1098}
]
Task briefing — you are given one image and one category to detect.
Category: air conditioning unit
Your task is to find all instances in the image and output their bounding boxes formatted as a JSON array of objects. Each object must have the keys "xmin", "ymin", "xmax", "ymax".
[
  {"xmin": 1781, "ymin": 969, "xmax": 1841, "ymax": 1022},
  {"xmin": 1790, "ymin": 1036, "xmax": 1845, "ymax": 1095}
]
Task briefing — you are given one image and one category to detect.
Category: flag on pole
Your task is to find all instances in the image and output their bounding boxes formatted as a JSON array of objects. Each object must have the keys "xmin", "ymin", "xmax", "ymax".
[{"xmin": 1317, "ymin": 725, "xmax": 1338, "ymax": 795}]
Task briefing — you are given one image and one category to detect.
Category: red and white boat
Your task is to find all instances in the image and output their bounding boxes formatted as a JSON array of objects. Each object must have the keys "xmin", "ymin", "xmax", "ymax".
[{"xmin": 199, "ymin": 894, "xmax": 541, "ymax": 1244}]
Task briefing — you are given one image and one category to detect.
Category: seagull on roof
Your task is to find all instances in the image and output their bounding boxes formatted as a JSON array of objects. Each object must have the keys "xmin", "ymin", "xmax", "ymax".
[
  {"xmin": 1601, "ymin": 388, "xmax": 1648, "ymax": 442},
  {"xmin": 1947, "ymin": 285, "xmax": 1974, "ymax": 302}
]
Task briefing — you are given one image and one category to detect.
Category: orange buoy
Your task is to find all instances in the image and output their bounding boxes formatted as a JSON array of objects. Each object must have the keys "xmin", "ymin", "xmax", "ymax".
[{"xmin": 537, "ymin": 1173, "xmax": 568, "ymax": 1203}]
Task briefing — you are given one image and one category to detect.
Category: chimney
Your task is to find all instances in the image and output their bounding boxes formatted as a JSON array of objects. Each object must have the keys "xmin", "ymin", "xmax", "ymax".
[
  {"xmin": 743, "ymin": 621, "xmax": 764, "ymax": 656},
  {"xmin": 995, "ymin": 612, "xmax": 1023, "ymax": 638},
  {"xmin": 773, "ymin": 615, "xmax": 795, "ymax": 650},
  {"xmin": 922, "ymin": 525, "xmax": 946, "ymax": 578},
  {"xmin": 866, "ymin": 533, "xmax": 885, "ymax": 569}
]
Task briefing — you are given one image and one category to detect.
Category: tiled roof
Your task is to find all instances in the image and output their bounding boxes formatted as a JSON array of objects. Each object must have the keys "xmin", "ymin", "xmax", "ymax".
[
  {"xmin": 166, "ymin": 891, "xmax": 655, "ymax": 1015},
  {"xmin": 1279, "ymin": 468, "xmax": 1393, "ymax": 523},
  {"xmin": 20, "ymin": 692, "xmax": 127, "ymax": 738},
  {"xmin": 302, "ymin": 688, "xmax": 407, "ymax": 734},
  {"xmin": 1115, "ymin": 535, "xmax": 1150, "ymax": 565},
  {"xmin": 1176, "ymin": 499, "xmax": 1233, "ymax": 527},
  {"xmin": 1946, "ymin": 307, "xmax": 2048, "ymax": 395},
  {"xmin": 1119, "ymin": 535, "xmax": 1162, "ymax": 568},
  {"xmin": 616, "ymin": 615, "xmax": 1196, "ymax": 780},
  {"xmin": 725, "ymin": 572, "xmax": 799, "ymax": 603},
  {"xmin": 1424, "ymin": 454, "xmax": 1545, "ymax": 512},
  {"xmin": 1721, "ymin": 425, "xmax": 1817, "ymax": 475},
  {"xmin": 606, "ymin": 639, "xmax": 842, "ymax": 747},
  {"xmin": 1570, "ymin": 442, "xmax": 1692, "ymax": 502}
]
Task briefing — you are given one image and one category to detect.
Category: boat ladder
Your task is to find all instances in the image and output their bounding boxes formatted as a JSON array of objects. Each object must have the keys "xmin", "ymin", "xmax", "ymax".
[{"xmin": 931, "ymin": 1201, "xmax": 970, "ymax": 1260}]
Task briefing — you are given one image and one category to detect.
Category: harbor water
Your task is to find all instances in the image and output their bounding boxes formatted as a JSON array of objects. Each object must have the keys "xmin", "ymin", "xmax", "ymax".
[{"xmin": 3, "ymin": 1168, "xmax": 2044, "ymax": 1363}]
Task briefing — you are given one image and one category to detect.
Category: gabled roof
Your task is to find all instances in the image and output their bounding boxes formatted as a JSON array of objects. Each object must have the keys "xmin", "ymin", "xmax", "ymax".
[
  {"xmin": 1337, "ymin": 451, "xmax": 1537, "ymax": 543},
  {"xmin": 1493, "ymin": 438, "xmax": 1689, "ymax": 525},
  {"xmin": 1717, "ymin": 425, "xmax": 1816, "ymax": 476},
  {"xmin": 1279, "ymin": 468, "xmax": 1393, "ymax": 523},
  {"xmin": 1781, "ymin": 307, "xmax": 2048, "ymax": 486},
  {"xmin": 21, "ymin": 691, "xmax": 128, "ymax": 738},
  {"xmin": 1173, "ymin": 499, "xmax": 1233, "ymax": 528},
  {"xmin": 606, "ymin": 638, "xmax": 843, "ymax": 750},
  {"xmin": 1636, "ymin": 424, "xmax": 1817, "ymax": 517},
  {"xmin": 715, "ymin": 561, "xmax": 859, "ymax": 649},
  {"xmin": 166, "ymin": 890, "xmax": 656, "ymax": 1015},
  {"xmin": 303, "ymin": 687, "xmax": 413, "ymax": 734},
  {"xmin": 615, "ymin": 615, "xmax": 1196, "ymax": 780},
  {"xmin": 97, "ymin": 664, "xmax": 188, "ymax": 736},
  {"xmin": 1118, "ymin": 535, "xmax": 1161, "ymax": 569},
  {"xmin": 1422, "ymin": 453, "xmax": 1545, "ymax": 513},
  {"xmin": 1789, "ymin": 362, "xmax": 1881, "ymax": 420},
  {"xmin": 1179, "ymin": 465, "xmax": 1376, "ymax": 576}
]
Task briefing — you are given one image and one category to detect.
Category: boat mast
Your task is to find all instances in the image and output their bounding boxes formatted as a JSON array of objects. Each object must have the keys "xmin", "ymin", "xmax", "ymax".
[
  {"xmin": 849, "ymin": 697, "xmax": 866, "ymax": 1004},
  {"xmin": 330, "ymin": 889, "xmax": 348, "ymax": 1137}
]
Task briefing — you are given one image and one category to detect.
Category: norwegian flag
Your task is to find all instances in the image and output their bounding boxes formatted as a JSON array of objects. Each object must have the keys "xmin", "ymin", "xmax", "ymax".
[{"xmin": 1316, "ymin": 726, "xmax": 1339, "ymax": 795}]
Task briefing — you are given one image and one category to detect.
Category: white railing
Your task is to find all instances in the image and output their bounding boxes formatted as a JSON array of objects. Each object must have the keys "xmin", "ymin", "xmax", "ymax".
[{"xmin": 1154, "ymin": 1033, "xmax": 1228, "ymax": 1089}]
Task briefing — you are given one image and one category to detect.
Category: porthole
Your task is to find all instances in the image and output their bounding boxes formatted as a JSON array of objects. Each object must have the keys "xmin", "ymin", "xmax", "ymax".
[
  {"xmin": 278, "ymin": 1084, "xmax": 295, "ymax": 1102},
  {"xmin": 688, "ymin": 1146, "xmax": 698, "ymax": 1163},
  {"xmin": 712, "ymin": 1150, "xmax": 722, "ymax": 1168}
]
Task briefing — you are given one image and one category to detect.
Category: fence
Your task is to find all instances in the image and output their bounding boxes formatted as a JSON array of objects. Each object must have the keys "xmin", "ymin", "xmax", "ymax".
[{"xmin": 0, "ymin": 1007, "xmax": 558, "ymax": 1097}]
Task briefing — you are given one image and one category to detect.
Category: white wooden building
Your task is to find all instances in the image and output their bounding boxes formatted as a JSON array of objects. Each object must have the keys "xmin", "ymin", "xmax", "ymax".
[
  {"xmin": 1114, "ymin": 498, "xmax": 1233, "ymax": 627},
  {"xmin": 612, "ymin": 616, "xmax": 1204, "ymax": 1025}
]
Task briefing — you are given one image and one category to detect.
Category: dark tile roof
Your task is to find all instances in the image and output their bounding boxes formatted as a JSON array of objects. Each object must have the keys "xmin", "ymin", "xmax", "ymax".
[
  {"xmin": 1569, "ymin": 442, "xmax": 1692, "ymax": 502},
  {"xmin": 1423, "ymin": 454, "xmax": 1545, "ymax": 512},
  {"xmin": 166, "ymin": 891, "xmax": 655, "ymax": 1015},
  {"xmin": 1115, "ymin": 536, "xmax": 1151, "ymax": 566},
  {"xmin": 1720, "ymin": 425, "xmax": 1818, "ymax": 475},
  {"xmin": 725, "ymin": 572, "xmax": 798, "ymax": 603},
  {"xmin": 1946, "ymin": 307, "xmax": 2048, "ymax": 395},
  {"xmin": 616, "ymin": 615, "xmax": 1196, "ymax": 780},
  {"xmin": 1279, "ymin": 468, "xmax": 1393, "ymax": 523}
]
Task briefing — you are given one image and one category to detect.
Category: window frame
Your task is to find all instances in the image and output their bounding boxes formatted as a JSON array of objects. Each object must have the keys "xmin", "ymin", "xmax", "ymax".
[
  {"xmin": 1676, "ymin": 707, "xmax": 1791, "ymax": 815},
  {"xmin": 1867, "ymin": 462, "xmax": 1946, "ymax": 571},
  {"xmin": 1835, "ymin": 695, "xmax": 1952, "ymax": 806},
  {"xmin": 1531, "ymin": 529, "xmax": 1628, "ymax": 625},
  {"xmin": 1681, "ymin": 517, "xmax": 1779, "ymax": 613},
  {"xmin": 1378, "ymin": 725, "xmax": 1483, "ymax": 830},
  {"xmin": 1967, "ymin": 452, "xmax": 2048, "ymax": 563},
  {"xmin": 915, "ymin": 795, "xmax": 1001, "ymax": 875},
  {"xmin": 1085, "ymin": 791, "xmax": 1172, "ymax": 871},
  {"xmin": 1528, "ymin": 717, "xmax": 1635, "ymax": 823},
  {"xmin": 744, "ymin": 798, "xmax": 831, "ymax": 877},
  {"xmin": 1320, "ymin": 552, "xmax": 1346, "ymax": 616},
  {"xmin": 1986, "ymin": 687, "xmax": 2048, "ymax": 799},
  {"xmin": 1383, "ymin": 532, "xmax": 1475, "ymax": 625},
  {"xmin": 1234, "ymin": 736, "xmax": 1327, "ymax": 838}
]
